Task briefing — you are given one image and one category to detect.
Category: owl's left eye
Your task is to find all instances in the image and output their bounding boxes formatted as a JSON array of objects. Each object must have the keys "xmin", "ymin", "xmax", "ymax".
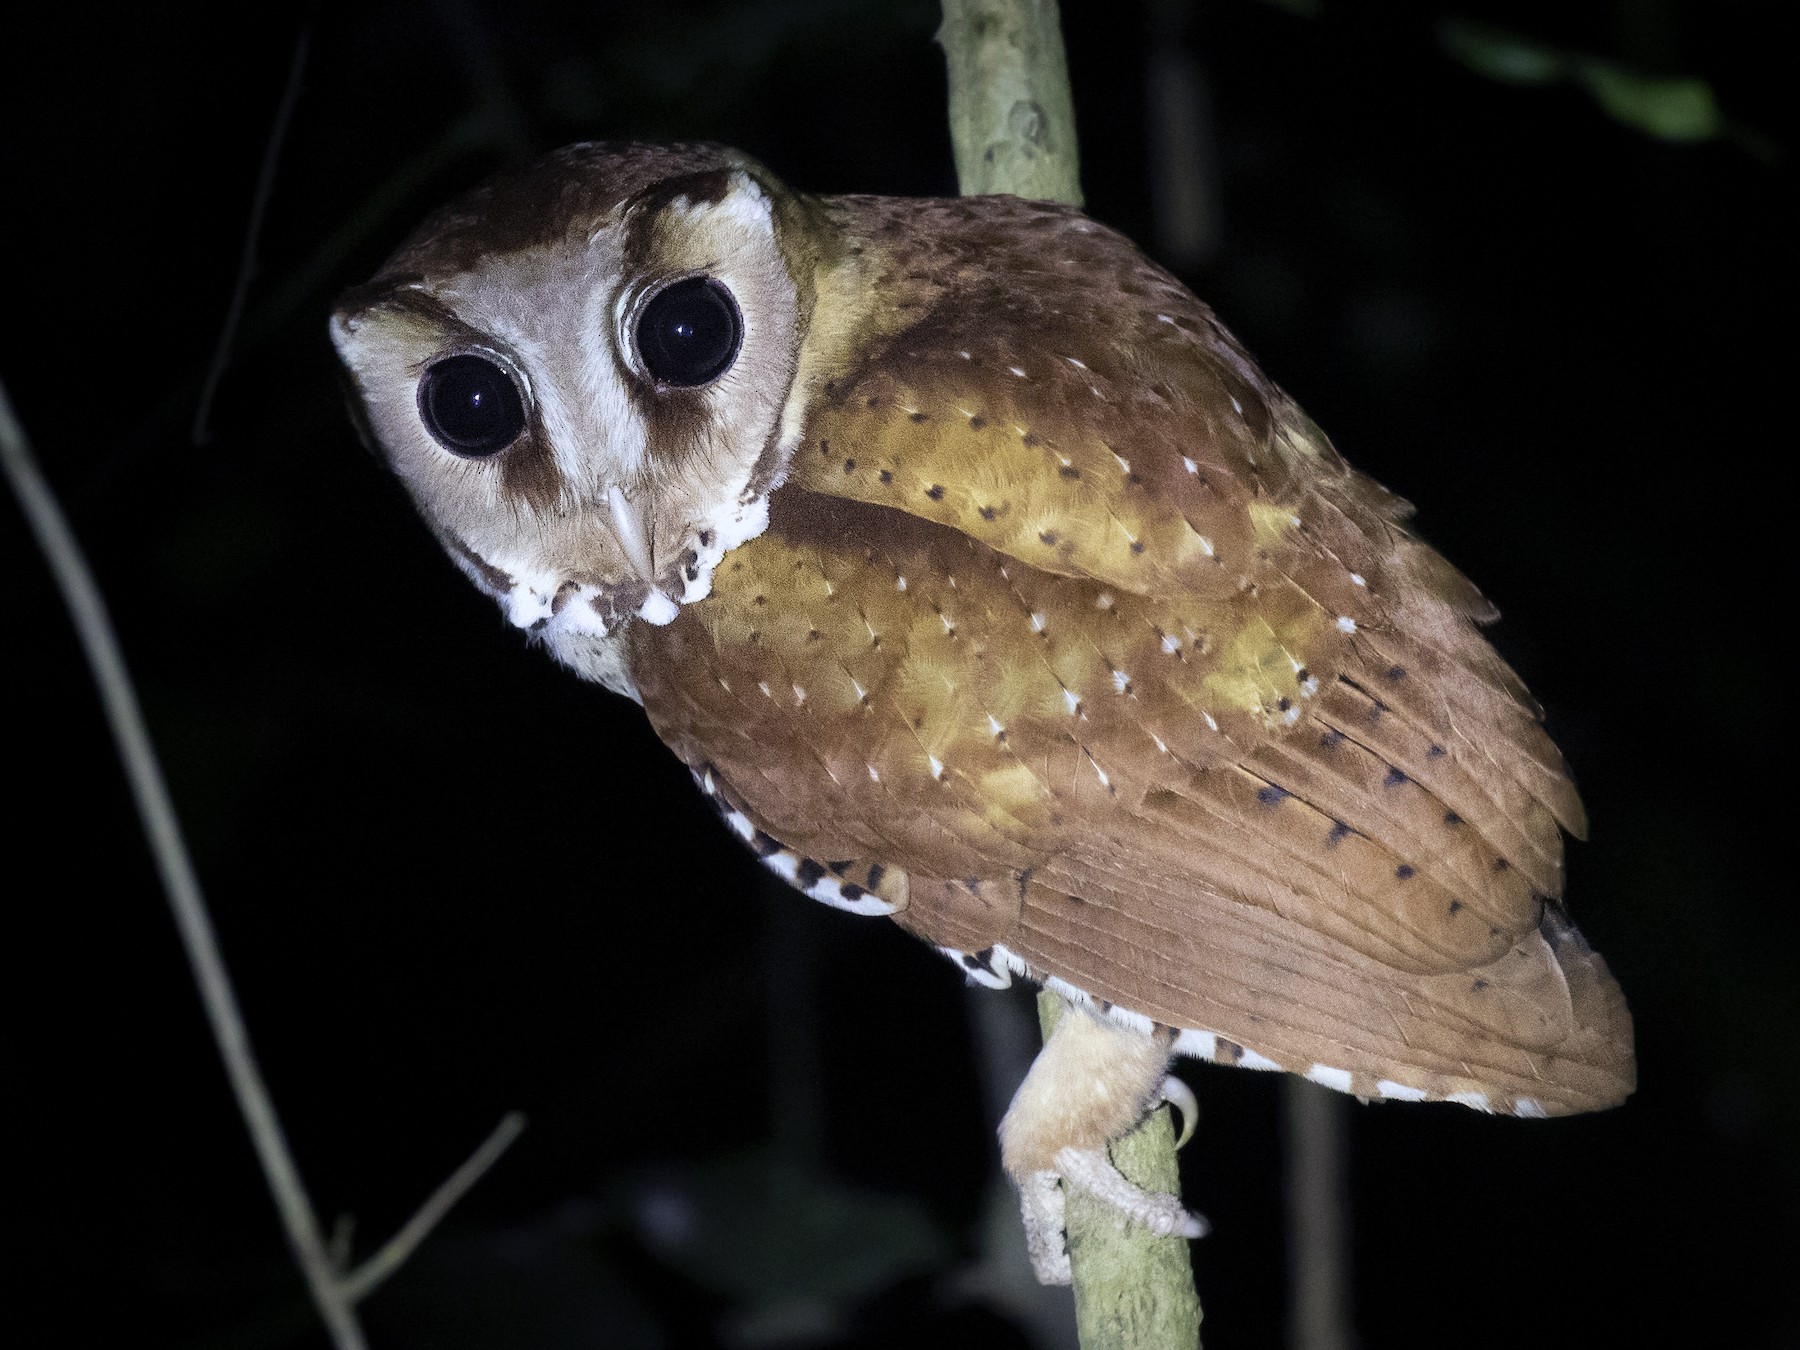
[
  {"xmin": 417, "ymin": 355, "xmax": 526, "ymax": 457},
  {"xmin": 636, "ymin": 277, "xmax": 742, "ymax": 388}
]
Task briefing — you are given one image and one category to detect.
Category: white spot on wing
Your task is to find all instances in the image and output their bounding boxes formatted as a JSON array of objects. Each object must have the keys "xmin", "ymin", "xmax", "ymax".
[
  {"xmin": 1175, "ymin": 1029, "xmax": 1218, "ymax": 1058},
  {"xmin": 1062, "ymin": 688, "xmax": 1081, "ymax": 715},
  {"xmin": 1181, "ymin": 456, "xmax": 1199, "ymax": 474},
  {"xmin": 1350, "ymin": 572, "xmax": 1367, "ymax": 587},
  {"xmin": 1238, "ymin": 1047, "xmax": 1283, "ymax": 1072},
  {"xmin": 927, "ymin": 753, "xmax": 945, "ymax": 780},
  {"xmin": 1447, "ymin": 1090, "xmax": 1494, "ymax": 1113},
  {"xmin": 1375, "ymin": 1079, "xmax": 1428, "ymax": 1102},
  {"xmin": 1009, "ymin": 366, "xmax": 1027, "ymax": 378},
  {"xmin": 1336, "ymin": 615, "xmax": 1357, "ymax": 633},
  {"xmin": 1162, "ymin": 634, "xmax": 1182, "ymax": 654},
  {"xmin": 1111, "ymin": 669, "xmax": 1131, "ymax": 694},
  {"xmin": 1513, "ymin": 1097, "xmax": 1549, "ymax": 1119},
  {"xmin": 1030, "ymin": 612, "xmax": 1047, "ymax": 633},
  {"xmin": 1306, "ymin": 1064, "xmax": 1355, "ymax": 1093}
]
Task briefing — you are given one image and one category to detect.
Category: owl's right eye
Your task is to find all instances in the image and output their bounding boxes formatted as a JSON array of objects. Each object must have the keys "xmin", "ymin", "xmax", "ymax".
[{"xmin": 417, "ymin": 355, "xmax": 527, "ymax": 457}]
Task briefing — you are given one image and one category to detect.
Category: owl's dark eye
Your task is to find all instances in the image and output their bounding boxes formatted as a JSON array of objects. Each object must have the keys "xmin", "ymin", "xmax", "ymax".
[
  {"xmin": 636, "ymin": 277, "xmax": 742, "ymax": 387},
  {"xmin": 417, "ymin": 355, "xmax": 526, "ymax": 457}
]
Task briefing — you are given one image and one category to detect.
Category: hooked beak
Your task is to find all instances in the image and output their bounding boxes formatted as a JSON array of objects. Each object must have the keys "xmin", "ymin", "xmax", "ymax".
[{"xmin": 606, "ymin": 485, "xmax": 658, "ymax": 588}]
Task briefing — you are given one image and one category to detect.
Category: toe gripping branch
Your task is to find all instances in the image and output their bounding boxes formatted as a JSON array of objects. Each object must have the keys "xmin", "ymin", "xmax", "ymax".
[{"xmin": 1000, "ymin": 1000, "xmax": 1207, "ymax": 1286}]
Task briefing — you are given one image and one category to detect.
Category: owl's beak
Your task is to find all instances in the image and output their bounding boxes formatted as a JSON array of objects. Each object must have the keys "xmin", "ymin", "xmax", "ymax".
[{"xmin": 606, "ymin": 484, "xmax": 658, "ymax": 588}]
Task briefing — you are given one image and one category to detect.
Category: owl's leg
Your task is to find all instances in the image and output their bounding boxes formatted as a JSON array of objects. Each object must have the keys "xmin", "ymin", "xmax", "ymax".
[{"xmin": 1000, "ymin": 1001, "xmax": 1207, "ymax": 1285}]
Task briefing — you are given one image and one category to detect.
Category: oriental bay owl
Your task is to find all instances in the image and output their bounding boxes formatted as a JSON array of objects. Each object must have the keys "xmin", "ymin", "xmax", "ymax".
[{"xmin": 333, "ymin": 142, "xmax": 1634, "ymax": 1283}]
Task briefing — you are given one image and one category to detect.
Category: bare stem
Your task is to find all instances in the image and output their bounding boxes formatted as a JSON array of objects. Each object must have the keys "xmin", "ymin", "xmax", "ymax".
[
  {"xmin": 341, "ymin": 1111, "xmax": 528, "ymax": 1303},
  {"xmin": 1, "ymin": 382, "xmax": 521, "ymax": 1345},
  {"xmin": 192, "ymin": 24, "xmax": 311, "ymax": 446},
  {"xmin": 939, "ymin": 0, "xmax": 1084, "ymax": 205},
  {"xmin": 939, "ymin": 3, "xmax": 1202, "ymax": 1340}
]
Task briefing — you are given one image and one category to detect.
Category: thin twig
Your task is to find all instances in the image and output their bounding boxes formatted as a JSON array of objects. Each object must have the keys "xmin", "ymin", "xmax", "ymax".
[
  {"xmin": 1, "ymin": 378, "xmax": 366, "ymax": 1347},
  {"xmin": 192, "ymin": 24, "xmax": 311, "ymax": 446},
  {"xmin": 340, "ymin": 1110, "xmax": 528, "ymax": 1302},
  {"xmin": 2, "ymin": 382, "xmax": 525, "ymax": 1345}
]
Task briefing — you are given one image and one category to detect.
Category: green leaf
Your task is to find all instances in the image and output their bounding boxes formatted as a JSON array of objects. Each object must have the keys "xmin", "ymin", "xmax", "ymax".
[
  {"xmin": 1438, "ymin": 19, "xmax": 1568, "ymax": 86},
  {"xmin": 1577, "ymin": 65, "xmax": 1723, "ymax": 142}
]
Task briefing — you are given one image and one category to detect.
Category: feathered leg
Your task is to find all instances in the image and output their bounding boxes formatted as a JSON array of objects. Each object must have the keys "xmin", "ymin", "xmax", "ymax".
[{"xmin": 999, "ymin": 1001, "xmax": 1206, "ymax": 1285}]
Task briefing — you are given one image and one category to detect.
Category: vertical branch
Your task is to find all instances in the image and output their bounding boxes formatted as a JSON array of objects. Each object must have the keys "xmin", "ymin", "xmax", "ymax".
[
  {"xmin": 939, "ymin": 0, "xmax": 1084, "ymax": 206},
  {"xmin": 1283, "ymin": 1079, "xmax": 1354, "ymax": 1350},
  {"xmin": 938, "ymin": 5, "xmax": 1203, "ymax": 1343},
  {"xmin": 1039, "ymin": 995, "xmax": 1203, "ymax": 1349}
]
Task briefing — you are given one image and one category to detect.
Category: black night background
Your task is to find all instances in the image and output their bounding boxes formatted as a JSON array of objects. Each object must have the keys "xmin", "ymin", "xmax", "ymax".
[{"xmin": 1, "ymin": 2, "xmax": 1790, "ymax": 1346}]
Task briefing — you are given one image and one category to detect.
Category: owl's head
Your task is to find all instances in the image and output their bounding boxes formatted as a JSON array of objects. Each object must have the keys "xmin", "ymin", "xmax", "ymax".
[{"xmin": 332, "ymin": 143, "xmax": 825, "ymax": 692}]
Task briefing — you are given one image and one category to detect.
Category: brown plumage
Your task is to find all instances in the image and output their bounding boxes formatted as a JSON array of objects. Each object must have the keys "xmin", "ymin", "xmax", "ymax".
[{"xmin": 332, "ymin": 143, "xmax": 1633, "ymax": 1280}]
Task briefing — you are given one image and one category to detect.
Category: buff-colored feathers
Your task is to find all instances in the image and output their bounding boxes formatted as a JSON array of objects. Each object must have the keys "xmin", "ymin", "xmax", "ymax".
[{"xmin": 335, "ymin": 143, "xmax": 1633, "ymax": 1120}]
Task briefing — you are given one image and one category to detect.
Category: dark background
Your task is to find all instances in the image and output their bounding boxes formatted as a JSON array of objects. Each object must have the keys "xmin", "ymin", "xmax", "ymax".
[{"xmin": 2, "ymin": 1, "xmax": 1790, "ymax": 1346}]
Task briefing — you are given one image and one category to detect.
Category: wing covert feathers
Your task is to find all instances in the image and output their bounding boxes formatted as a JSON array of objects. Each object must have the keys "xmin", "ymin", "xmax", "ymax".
[{"xmin": 633, "ymin": 193, "xmax": 1631, "ymax": 1117}]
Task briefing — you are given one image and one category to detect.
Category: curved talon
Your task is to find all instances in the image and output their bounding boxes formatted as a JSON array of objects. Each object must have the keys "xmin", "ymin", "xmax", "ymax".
[{"xmin": 1159, "ymin": 1073, "xmax": 1199, "ymax": 1149}]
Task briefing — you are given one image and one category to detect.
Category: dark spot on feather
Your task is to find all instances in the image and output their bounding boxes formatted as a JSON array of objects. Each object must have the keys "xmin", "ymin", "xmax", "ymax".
[
  {"xmin": 1384, "ymin": 767, "xmax": 1407, "ymax": 788},
  {"xmin": 925, "ymin": 484, "xmax": 946, "ymax": 500},
  {"xmin": 1444, "ymin": 810, "xmax": 1463, "ymax": 825},
  {"xmin": 840, "ymin": 883, "xmax": 866, "ymax": 902},
  {"xmin": 962, "ymin": 877, "xmax": 982, "ymax": 894},
  {"xmin": 1277, "ymin": 697, "xmax": 1292, "ymax": 711},
  {"xmin": 865, "ymin": 864, "xmax": 885, "ymax": 889},
  {"xmin": 753, "ymin": 594, "xmax": 766, "ymax": 606},
  {"xmin": 795, "ymin": 858, "xmax": 826, "ymax": 888},
  {"xmin": 1131, "ymin": 540, "xmax": 1146, "ymax": 554},
  {"xmin": 1099, "ymin": 999, "xmax": 1114, "ymax": 1014},
  {"xmin": 1326, "ymin": 820, "xmax": 1352, "ymax": 846},
  {"xmin": 1449, "ymin": 900, "xmax": 1464, "ymax": 914},
  {"xmin": 819, "ymin": 438, "xmax": 829, "ymax": 455},
  {"xmin": 1296, "ymin": 667, "xmax": 1310, "ymax": 682},
  {"xmin": 1493, "ymin": 857, "xmax": 1511, "ymax": 873},
  {"xmin": 972, "ymin": 945, "xmax": 996, "ymax": 967},
  {"xmin": 685, "ymin": 565, "xmax": 700, "ymax": 581},
  {"xmin": 827, "ymin": 860, "xmax": 852, "ymax": 875},
  {"xmin": 1385, "ymin": 666, "xmax": 1407, "ymax": 681},
  {"xmin": 878, "ymin": 469, "xmax": 893, "ymax": 484},
  {"xmin": 1429, "ymin": 744, "xmax": 1446, "ymax": 758},
  {"xmin": 870, "ymin": 635, "xmax": 881, "ymax": 649},
  {"xmin": 978, "ymin": 505, "xmax": 998, "ymax": 521},
  {"xmin": 1472, "ymin": 977, "xmax": 1490, "ymax": 992},
  {"xmin": 843, "ymin": 458, "xmax": 856, "ymax": 473},
  {"xmin": 750, "ymin": 832, "xmax": 781, "ymax": 857},
  {"xmin": 1016, "ymin": 867, "xmax": 1034, "ymax": 898},
  {"xmin": 1257, "ymin": 785, "xmax": 1289, "ymax": 807},
  {"xmin": 746, "ymin": 629, "xmax": 761, "ymax": 643},
  {"xmin": 969, "ymin": 415, "xmax": 986, "ymax": 430},
  {"xmin": 1395, "ymin": 864, "xmax": 1416, "ymax": 880},
  {"xmin": 1320, "ymin": 730, "xmax": 1345, "ymax": 748},
  {"xmin": 808, "ymin": 629, "xmax": 821, "ymax": 641},
  {"xmin": 1021, "ymin": 432, "xmax": 1040, "ymax": 447},
  {"xmin": 866, "ymin": 395, "xmax": 879, "ymax": 408},
  {"xmin": 1215, "ymin": 1039, "xmax": 1245, "ymax": 1064},
  {"xmin": 1059, "ymin": 465, "xmax": 1081, "ymax": 479},
  {"xmin": 1039, "ymin": 530, "xmax": 1059, "ymax": 546},
  {"xmin": 910, "ymin": 411, "xmax": 929, "ymax": 423}
]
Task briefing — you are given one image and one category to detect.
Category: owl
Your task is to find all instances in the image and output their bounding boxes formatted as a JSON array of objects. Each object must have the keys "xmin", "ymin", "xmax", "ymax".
[{"xmin": 332, "ymin": 142, "xmax": 1634, "ymax": 1284}]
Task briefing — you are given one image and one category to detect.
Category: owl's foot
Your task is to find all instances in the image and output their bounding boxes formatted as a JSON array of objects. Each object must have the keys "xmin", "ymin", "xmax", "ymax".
[
  {"xmin": 1000, "ymin": 1000, "xmax": 1207, "ymax": 1286},
  {"xmin": 1016, "ymin": 1146, "xmax": 1210, "ymax": 1285}
]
